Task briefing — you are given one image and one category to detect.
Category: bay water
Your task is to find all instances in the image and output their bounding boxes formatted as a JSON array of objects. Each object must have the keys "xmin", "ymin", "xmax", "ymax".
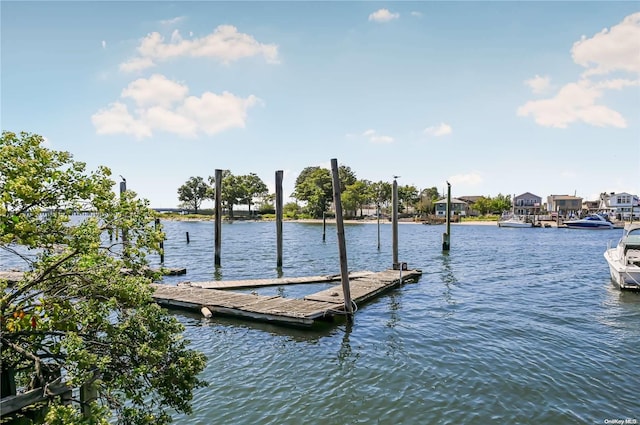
[{"xmin": 154, "ymin": 221, "xmax": 639, "ymax": 425}]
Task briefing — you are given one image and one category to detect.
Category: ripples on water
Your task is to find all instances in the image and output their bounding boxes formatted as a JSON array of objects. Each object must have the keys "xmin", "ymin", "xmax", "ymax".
[{"xmin": 3, "ymin": 220, "xmax": 639, "ymax": 423}]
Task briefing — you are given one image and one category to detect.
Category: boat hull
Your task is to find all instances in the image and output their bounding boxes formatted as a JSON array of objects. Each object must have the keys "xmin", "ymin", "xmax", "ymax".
[
  {"xmin": 498, "ymin": 222, "xmax": 532, "ymax": 228},
  {"xmin": 604, "ymin": 249, "xmax": 640, "ymax": 290},
  {"xmin": 566, "ymin": 223, "xmax": 612, "ymax": 229}
]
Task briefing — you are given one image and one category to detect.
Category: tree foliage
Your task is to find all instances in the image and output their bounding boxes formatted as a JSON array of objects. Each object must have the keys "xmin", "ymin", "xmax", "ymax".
[
  {"xmin": 1, "ymin": 131, "xmax": 206, "ymax": 425},
  {"xmin": 291, "ymin": 167, "xmax": 333, "ymax": 218},
  {"xmin": 177, "ymin": 176, "xmax": 211, "ymax": 213}
]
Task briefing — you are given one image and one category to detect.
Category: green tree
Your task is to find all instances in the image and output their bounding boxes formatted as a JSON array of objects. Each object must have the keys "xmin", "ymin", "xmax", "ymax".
[
  {"xmin": 369, "ymin": 181, "xmax": 392, "ymax": 210},
  {"xmin": 292, "ymin": 167, "xmax": 333, "ymax": 218},
  {"xmin": 177, "ymin": 176, "xmax": 211, "ymax": 214},
  {"xmin": 398, "ymin": 184, "xmax": 419, "ymax": 213},
  {"xmin": 283, "ymin": 202, "xmax": 301, "ymax": 219},
  {"xmin": 491, "ymin": 193, "xmax": 512, "ymax": 214},
  {"xmin": 416, "ymin": 187, "xmax": 439, "ymax": 214},
  {"xmin": 337, "ymin": 165, "xmax": 357, "ymax": 193},
  {"xmin": 239, "ymin": 173, "xmax": 268, "ymax": 216},
  {"xmin": 474, "ymin": 196, "xmax": 492, "ymax": 215},
  {"xmin": 342, "ymin": 180, "xmax": 369, "ymax": 217},
  {"xmin": 1, "ymin": 131, "xmax": 206, "ymax": 424}
]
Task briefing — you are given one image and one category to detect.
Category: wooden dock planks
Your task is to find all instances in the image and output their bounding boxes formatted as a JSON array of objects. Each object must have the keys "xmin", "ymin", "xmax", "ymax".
[
  {"xmin": 181, "ymin": 270, "xmax": 374, "ymax": 289},
  {"xmin": 305, "ymin": 269, "xmax": 422, "ymax": 305},
  {"xmin": 152, "ymin": 269, "xmax": 422, "ymax": 327},
  {"xmin": 151, "ymin": 284, "xmax": 340, "ymax": 325}
]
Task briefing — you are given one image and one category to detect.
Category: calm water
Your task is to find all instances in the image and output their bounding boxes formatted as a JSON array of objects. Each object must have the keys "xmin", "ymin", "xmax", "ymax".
[
  {"xmin": 4, "ymin": 220, "xmax": 639, "ymax": 423},
  {"xmin": 154, "ymin": 221, "xmax": 639, "ymax": 425}
]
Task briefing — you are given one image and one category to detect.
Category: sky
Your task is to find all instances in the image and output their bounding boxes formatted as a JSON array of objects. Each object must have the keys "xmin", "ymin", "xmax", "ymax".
[{"xmin": 2, "ymin": 1, "xmax": 639, "ymax": 208}]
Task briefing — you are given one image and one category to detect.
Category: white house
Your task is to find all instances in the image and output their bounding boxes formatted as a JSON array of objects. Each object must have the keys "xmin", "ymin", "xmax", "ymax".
[{"xmin": 603, "ymin": 192, "xmax": 640, "ymax": 220}]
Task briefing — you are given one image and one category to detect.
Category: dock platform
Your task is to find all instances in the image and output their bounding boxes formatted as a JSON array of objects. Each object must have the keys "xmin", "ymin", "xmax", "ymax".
[{"xmin": 152, "ymin": 268, "xmax": 422, "ymax": 327}]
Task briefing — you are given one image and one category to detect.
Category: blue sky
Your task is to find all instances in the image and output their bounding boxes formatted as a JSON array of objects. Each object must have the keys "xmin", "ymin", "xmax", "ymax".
[{"xmin": 2, "ymin": 1, "xmax": 639, "ymax": 208}]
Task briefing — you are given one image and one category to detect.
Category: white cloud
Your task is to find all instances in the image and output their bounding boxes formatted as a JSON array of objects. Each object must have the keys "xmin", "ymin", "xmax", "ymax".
[
  {"xmin": 362, "ymin": 129, "xmax": 394, "ymax": 144},
  {"xmin": 448, "ymin": 173, "xmax": 483, "ymax": 186},
  {"xmin": 91, "ymin": 102, "xmax": 152, "ymax": 140},
  {"xmin": 593, "ymin": 78, "xmax": 640, "ymax": 90},
  {"xmin": 120, "ymin": 25, "xmax": 279, "ymax": 72},
  {"xmin": 524, "ymin": 75, "xmax": 551, "ymax": 94},
  {"xmin": 179, "ymin": 92, "xmax": 260, "ymax": 136},
  {"xmin": 424, "ymin": 123, "xmax": 452, "ymax": 137},
  {"xmin": 517, "ymin": 80, "xmax": 626, "ymax": 128},
  {"xmin": 572, "ymin": 12, "xmax": 640, "ymax": 76},
  {"xmin": 101, "ymin": 40, "xmax": 106, "ymax": 49},
  {"xmin": 121, "ymin": 74, "xmax": 189, "ymax": 108},
  {"xmin": 93, "ymin": 75, "xmax": 260, "ymax": 139},
  {"xmin": 368, "ymin": 9, "xmax": 399, "ymax": 23},
  {"xmin": 518, "ymin": 13, "xmax": 638, "ymax": 129},
  {"xmin": 159, "ymin": 16, "xmax": 185, "ymax": 26}
]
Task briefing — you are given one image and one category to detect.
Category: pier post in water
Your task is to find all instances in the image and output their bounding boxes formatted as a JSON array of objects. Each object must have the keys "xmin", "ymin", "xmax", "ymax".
[
  {"xmin": 155, "ymin": 218, "xmax": 164, "ymax": 264},
  {"xmin": 275, "ymin": 170, "xmax": 284, "ymax": 268},
  {"xmin": 322, "ymin": 211, "xmax": 326, "ymax": 242},
  {"xmin": 330, "ymin": 159, "xmax": 353, "ymax": 316},
  {"xmin": 392, "ymin": 177, "xmax": 399, "ymax": 267},
  {"xmin": 442, "ymin": 181, "xmax": 451, "ymax": 251},
  {"xmin": 214, "ymin": 169, "xmax": 222, "ymax": 267}
]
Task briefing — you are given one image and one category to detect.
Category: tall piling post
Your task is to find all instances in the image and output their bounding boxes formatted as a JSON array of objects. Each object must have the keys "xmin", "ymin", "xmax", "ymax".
[
  {"xmin": 442, "ymin": 181, "xmax": 451, "ymax": 251},
  {"xmin": 377, "ymin": 202, "xmax": 381, "ymax": 251},
  {"xmin": 330, "ymin": 159, "xmax": 353, "ymax": 317},
  {"xmin": 214, "ymin": 169, "xmax": 222, "ymax": 267},
  {"xmin": 275, "ymin": 170, "xmax": 284, "ymax": 268},
  {"xmin": 392, "ymin": 177, "xmax": 399, "ymax": 268},
  {"xmin": 155, "ymin": 218, "xmax": 164, "ymax": 264}
]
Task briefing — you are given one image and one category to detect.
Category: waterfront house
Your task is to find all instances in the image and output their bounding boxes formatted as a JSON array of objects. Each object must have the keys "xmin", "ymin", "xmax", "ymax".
[
  {"xmin": 458, "ymin": 196, "xmax": 483, "ymax": 216},
  {"xmin": 601, "ymin": 192, "xmax": 640, "ymax": 220},
  {"xmin": 435, "ymin": 198, "xmax": 469, "ymax": 217},
  {"xmin": 513, "ymin": 192, "xmax": 542, "ymax": 216},
  {"xmin": 546, "ymin": 195, "xmax": 583, "ymax": 218}
]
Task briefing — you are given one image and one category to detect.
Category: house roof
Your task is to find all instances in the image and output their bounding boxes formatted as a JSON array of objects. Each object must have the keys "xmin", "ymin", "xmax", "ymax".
[
  {"xmin": 515, "ymin": 192, "xmax": 541, "ymax": 199},
  {"xmin": 435, "ymin": 198, "xmax": 468, "ymax": 205}
]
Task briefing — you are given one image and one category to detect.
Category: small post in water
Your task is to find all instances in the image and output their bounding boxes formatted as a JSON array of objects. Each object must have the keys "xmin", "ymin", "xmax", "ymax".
[
  {"xmin": 186, "ymin": 231, "xmax": 190, "ymax": 244},
  {"xmin": 155, "ymin": 218, "xmax": 164, "ymax": 264},
  {"xmin": 322, "ymin": 211, "xmax": 326, "ymax": 242},
  {"xmin": 442, "ymin": 181, "xmax": 451, "ymax": 252},
  {"xmin": 331, "ymin": 158, "xmax": 353, "ymax": 317}
]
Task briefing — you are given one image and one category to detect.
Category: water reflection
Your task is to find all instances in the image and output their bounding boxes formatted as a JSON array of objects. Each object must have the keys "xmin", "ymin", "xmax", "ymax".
[
  {"xmin": 336, "ymin": 321, "xmax": 357, "ymax": 371},
  {"xmin": 386, "ymin": 292, "xmax": 401, "ymax": 329}
]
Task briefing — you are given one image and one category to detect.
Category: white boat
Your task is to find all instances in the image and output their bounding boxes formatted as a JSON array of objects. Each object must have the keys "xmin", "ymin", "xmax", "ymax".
[
  {"xmin": 604, "ymin": 222, "xmax": 640, "ymax": 290},
  {"xmin": 497, "ymin": 215, "xmax": 533, "ymax": 228},
  {"xmin": 564, "ymin": 214, "xmax": 613, "ymax": 230}
]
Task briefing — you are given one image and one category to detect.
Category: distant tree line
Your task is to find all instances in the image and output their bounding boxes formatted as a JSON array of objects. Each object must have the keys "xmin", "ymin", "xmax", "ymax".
[
  {"xmin": 176, "ymin": 165, "xmax": 512, "ymax": 219},
  {"xmin": 177, "ymin": 171, "xmax": 268, "ymax": 217}
]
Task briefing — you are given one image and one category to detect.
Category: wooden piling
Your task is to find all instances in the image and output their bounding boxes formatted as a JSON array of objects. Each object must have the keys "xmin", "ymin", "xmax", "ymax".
[
  {"xmin": 155, "ymin": 218, "xmax": 164, "ymax": 264},
  {"xmin": 186, "ymin": 231, "xmax": 190, "ymax": 244},
  {"xmin": 275, "ymin": 170, "xmax": 284, "ymax": 268},
  {"xmin": 442, "ymin": 181, "xmax": 451, "ymax": 251},
  {"xmin": 377, "ymin": 203, "xmax": 381, "ymax": 251},
  {"xmin": 392, "ymin": 178, "xmax": 399, "ymax": 267},
  {"xmin": 322, "ymin": 211, "xmax": 326, "ymax": 242},
  {"xmin": 330, "ymin": 159, "xmax": 353, "ymax": 316},
  {"xmin": 214, "ymin": 169, "xmax": 222, "ymax": 267}
]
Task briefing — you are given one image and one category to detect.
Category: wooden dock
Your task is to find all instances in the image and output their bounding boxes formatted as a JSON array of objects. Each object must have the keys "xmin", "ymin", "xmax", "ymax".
[
  {"xmin": 180, "ymin": 271, "xmax": 375, "ymax": 290},
  {"xmin": 152, "ymin": 268, "xmax": 422, "ymax": 327}
]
